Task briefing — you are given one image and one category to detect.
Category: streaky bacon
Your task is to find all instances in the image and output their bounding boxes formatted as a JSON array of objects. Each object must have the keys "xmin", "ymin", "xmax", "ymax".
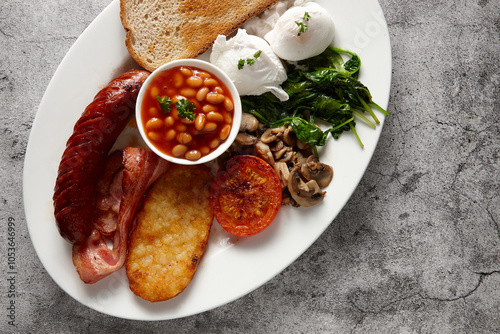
[
  {"xmin": 94, "ymin": 151, "xmax": 125, "ymax": 236},
  {"xmin": 72, "ymin": 147, "xmax": 169, "ymax": 284}
]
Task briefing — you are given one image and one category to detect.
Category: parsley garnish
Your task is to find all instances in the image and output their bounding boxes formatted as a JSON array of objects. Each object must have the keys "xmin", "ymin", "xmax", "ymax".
[
  {"xmin": 295, "ymin": 12, "xmax": 310, "ymax": 36},
  {"xmin": 175, "ymin": 98, "xmax": 196, "ymax": 121},
  {"xmin": 157, "ymin": 96, "xmax": 196, "ymax": 120},
  {"xmin": 237, "ymin": 50, "xmax": 263, "ymax": 70},
  {"xmin": 237, "ymin": 59, "xmax": 245, "ymax": 70},
  {"xmin": 156, "ymin": 96, "xmax": 172, "ymax": 114},
  {"xmin": 295, "ymin": 22, "xmax": 308, "ymax": 36}
]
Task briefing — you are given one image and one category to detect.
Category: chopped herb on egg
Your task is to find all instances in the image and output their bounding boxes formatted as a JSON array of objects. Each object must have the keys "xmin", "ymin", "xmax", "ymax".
[
  {"xmin": 295, "ymin": 12, "xmax": 310, "ymax": 36},
  {"xmin": 238, "ymin": 50, "xmax": 263, "ymax": 70},
  {"xmin": 295, "ymin": 22, "xmax": 308, "ymax": 36},
  {"xmin": 237, "ymin": 59, "xmax": 246, "ymax": 70},
  {"xmin": 175, "ymin": 98, "xmax": 196, "ymax": 121},
  {"xmin": 156, "ymin": 96, "xmax": 172, "ymax": 114}
]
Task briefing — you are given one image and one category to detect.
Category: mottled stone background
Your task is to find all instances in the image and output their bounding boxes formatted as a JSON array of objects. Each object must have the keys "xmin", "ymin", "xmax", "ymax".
[{"xmin": 0, "ymin": 0, "xmax": 498, "ymax": 333}]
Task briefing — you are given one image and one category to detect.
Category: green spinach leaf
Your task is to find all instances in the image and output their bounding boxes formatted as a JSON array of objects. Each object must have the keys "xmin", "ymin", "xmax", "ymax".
[{"xmin": 241, "ymin": 47, "xmax": 388, "ymax": 148}]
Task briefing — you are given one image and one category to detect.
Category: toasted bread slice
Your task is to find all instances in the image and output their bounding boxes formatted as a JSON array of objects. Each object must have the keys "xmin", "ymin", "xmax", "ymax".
[
  {"xmin": 120, "ymin": 0, "xmax": 279, "ymax": 71},
  {"xmin": 126, "ymin": 164, "xmax": 213, "ymax": 302}
]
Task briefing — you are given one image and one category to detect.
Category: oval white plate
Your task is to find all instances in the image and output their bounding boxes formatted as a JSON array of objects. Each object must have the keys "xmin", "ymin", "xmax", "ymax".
[{"xmin": 23, "ymin": 0, "xmax": 391, "ymax": 320}]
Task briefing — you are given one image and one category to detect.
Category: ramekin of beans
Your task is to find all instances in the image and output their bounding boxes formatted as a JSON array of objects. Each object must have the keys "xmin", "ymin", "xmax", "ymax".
[{"xmin": 136, "ymin": 59, "xmax": 242, "ymax": 164}]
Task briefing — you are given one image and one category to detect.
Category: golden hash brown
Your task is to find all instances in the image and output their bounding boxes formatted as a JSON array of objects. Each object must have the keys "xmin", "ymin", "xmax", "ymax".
[{"xmin": 126, "ymin": 164, "xmax": 213, "ymax": 302}]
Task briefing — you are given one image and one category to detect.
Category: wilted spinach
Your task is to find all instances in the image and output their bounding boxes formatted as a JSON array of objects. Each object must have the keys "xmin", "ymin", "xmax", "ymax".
[{"xmin": 241, "ymin": 47, "xmax": 388, "ymax": 148}]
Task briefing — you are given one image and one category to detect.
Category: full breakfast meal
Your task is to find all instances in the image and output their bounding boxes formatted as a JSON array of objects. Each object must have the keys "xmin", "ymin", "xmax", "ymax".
[{"xmin": 52, "ymin": 0, "xmax": 388, "ymax": 302}]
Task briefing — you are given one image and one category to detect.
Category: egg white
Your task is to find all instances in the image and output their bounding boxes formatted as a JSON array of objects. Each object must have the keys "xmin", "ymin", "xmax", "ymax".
[
  {"xmin": 210, "ymin": 29, "xmax": 289, "ymax": 101},
  {"xmin": 265, "ymin": 2, "xmax": 335, "ymax": 61}
]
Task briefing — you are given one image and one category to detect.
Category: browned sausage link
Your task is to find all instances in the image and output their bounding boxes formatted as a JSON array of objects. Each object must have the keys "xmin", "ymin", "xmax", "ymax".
[{"xmin": 53, "ymin": 69, "xmax": 150, "ymax": 244}]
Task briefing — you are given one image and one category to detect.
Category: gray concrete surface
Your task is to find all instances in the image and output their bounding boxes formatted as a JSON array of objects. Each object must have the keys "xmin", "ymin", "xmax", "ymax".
[{"xmin": 1, "ymin": 0, "xmax": 499, "ymax": 333}]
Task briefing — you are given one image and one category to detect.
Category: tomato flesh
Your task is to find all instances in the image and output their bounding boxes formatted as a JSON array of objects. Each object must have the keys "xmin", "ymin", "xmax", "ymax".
[{"xmin": 210, "ymin": 155, "xmax": 282, "ymax": 237}]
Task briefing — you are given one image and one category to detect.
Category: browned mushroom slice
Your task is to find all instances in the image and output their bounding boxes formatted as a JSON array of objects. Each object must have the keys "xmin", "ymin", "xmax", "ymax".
[
  {"xmin": 300, "ymin": 156, "xmax": 334, "ymax": 188},
  {"xmin": 282, "ymin": 125, "xmax": 297, "ymax": 147},
  {"xmin": 280, "ymin": 150, "xmax": 294, "ymax": 163},
  {"xmin": 274, "ymin": 161, "xmax": 290, "ymax": 190},
  {"xmin": 260, "ymin": 126, "xmax": 286, "ymax": 144},
  {"xmin": 273, "ymin": 147, "xmax": 288, "ymax": 160},
  {"xmin": 292, "ymin": 150, "xmax": 312, "ymax": 166},
  {"xmin": 236, "ymin": 133, "xmax": 258, "ymax": 146},
  {"xmin": 270, "ymin": 139, "xmax": 284, "ymax": 152},
  {"xmin": 287, "ymin": 166, "xmax": 325, "ymax": 207},
  {"xmin": 296, "ymin": 138, "xmax": 310, "ymax": 150},
  {"xmin": 255, "ymin": 141, "xmax": 275, "ymax": 167},
  {"xmin": 240, "ymin": 113, "xmax": 260, "ymax": 133}
]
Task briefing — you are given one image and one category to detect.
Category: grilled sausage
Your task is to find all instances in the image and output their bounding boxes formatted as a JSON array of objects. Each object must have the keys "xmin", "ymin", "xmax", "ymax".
[{"xmin": 53, "ymin": 69, "xmax": 150, "ymax": 244}]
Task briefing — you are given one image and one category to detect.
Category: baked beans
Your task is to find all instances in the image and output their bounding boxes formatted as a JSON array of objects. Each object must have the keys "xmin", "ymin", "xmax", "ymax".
[{"xmin": 141, "ymin": 66, "xmax": 235, "ymax": 161}]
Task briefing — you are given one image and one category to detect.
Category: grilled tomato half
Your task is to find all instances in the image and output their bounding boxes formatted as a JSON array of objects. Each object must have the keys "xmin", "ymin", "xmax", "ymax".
[{"xmin": 210, "ymin": 155, "xmax": 282, "ymax": 237}]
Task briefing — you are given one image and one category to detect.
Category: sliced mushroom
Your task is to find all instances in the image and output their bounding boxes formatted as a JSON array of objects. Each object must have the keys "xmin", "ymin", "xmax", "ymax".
[
  {"xmin": 260, "ymin": 126, "xmax": 285, "ymax": 144},
  {"xmin": 281, "ymin": 195, "xmax": 294, "ymax": 206},
  {"xmin": 296, "ymin": 138, "xmax": 310, "ymax": 150},
  {"xmin": 274, "ymin": 161, "xmax": 290, "ymax": 190},
  {"xmin": 240, "ymin": 113, "xmax": 260, "ymax": 133},
  {"xmin": 282, "ymin": 125, "xmax": 297, "ymax": 147},
  {"xmin": 292, "ymin": 150, "xmax": 310, "ymax": 166},
  {"xmin": 287, "ymin": 166, "xmax": 325, "ymax": 207},
  {"xmin": 254, "ymin": 141, "xmax": 275, "ymax": 167},
  {"xmin": 270, "ymin": 139, "xmax": 284, "ymax": 152},
  {"xmin": 280, "ymin": 150, "xmax": 294, "ymax": 163},
  {"xmin": 300, "ymin": 156, "xmax": 334, "ymax": 188},
  {"xmin": 273, "ymin": 147, "xmax": 288, "ymax": 160},
  {"xmin": 235, "ymin": 133, "xmax": 258, "ymax": 146}
]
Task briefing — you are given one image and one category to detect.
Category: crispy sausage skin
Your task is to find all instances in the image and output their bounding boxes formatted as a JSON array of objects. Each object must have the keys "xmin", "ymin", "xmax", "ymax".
[{"xmin": 53, "ymin": 69, "xmax": 150, "ymax": 244}]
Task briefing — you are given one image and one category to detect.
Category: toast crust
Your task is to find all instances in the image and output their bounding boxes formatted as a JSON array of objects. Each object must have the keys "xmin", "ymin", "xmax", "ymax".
[{"xmin": 120, "ymin": 0, "xmax": 279, "ymax": 71}]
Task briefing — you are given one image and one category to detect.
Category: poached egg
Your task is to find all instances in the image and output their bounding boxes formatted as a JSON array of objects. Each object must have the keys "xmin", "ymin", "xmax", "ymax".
[
  {"xmin": 264, "ymin": 2, "xmax": 335, "ymax": 61},
  {"xmin": 210, "ymin": 29, "xmax": 289, "ymax": 101}
]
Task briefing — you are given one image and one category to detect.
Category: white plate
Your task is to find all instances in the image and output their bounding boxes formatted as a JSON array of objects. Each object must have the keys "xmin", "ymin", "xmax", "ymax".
[{"xmin": 23, "ymin": 0, "xmax": 391, "ymax": 320}]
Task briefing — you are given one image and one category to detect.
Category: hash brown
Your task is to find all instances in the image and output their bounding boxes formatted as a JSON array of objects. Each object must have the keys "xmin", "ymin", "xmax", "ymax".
[{"xmin": 126, "ymin": 164, "xmax": 213, "ymax": 302}]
